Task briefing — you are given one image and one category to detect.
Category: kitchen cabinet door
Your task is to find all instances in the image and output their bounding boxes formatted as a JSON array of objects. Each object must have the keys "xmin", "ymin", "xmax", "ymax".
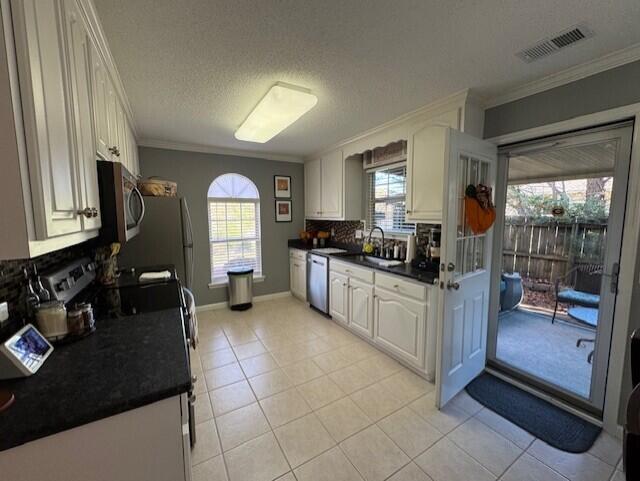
[
  {"xmin": 116, "ymin": 100, "xmax": 128, "ymax": 168},
  {"xmin": 374, "ymin": 288, "xmax": 426, "ymax": 368},
  {"xmin": 406, "ymin": 124, "xmax": 448, "ymax": 223},
  {"xmin": 105, "ymin": 76, "xmax": 120, "ymax": 161},
  {"xmin": 329, "ymin": 271, "xmax": 348, "ymax": 325},
  {"xmin": 89, "ymin": 42, "xmax": 110, "ymax": 160},
  {"xmin": 305, "ymin": 158, "xmax": 322, "ymax": 217},
  {"xmin": 128, "ymin": 123, "xmax": 139, "ymax": 176},
  {"xmin": 63, "ymin": 0, "xmax": 101, "ymax": 231},
  {"xmin": 320, "ymin": 149, "xmax": 343, "ymax": 218},
  {"xmin": 12, "ymin": 0, "xmax": 83, "ymax": 238},
  {"xmin": 349, "ymin": 278, "xmax": 373, "ymax": 338},
  {"xmin": 289, "ymin": 255, "xmax": 307, "ymax": 301}
]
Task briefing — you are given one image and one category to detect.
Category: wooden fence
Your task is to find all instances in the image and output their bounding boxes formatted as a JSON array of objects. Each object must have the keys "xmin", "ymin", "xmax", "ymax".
[{"xmin": 502, "ymin": 218, "xmax": 607, "ymax": 283}]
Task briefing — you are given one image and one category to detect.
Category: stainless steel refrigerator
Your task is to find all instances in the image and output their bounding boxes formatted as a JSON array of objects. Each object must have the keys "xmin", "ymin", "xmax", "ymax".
[{"xmin": 118, "ymin": 197, "xmax": 194, "ymax": 290}]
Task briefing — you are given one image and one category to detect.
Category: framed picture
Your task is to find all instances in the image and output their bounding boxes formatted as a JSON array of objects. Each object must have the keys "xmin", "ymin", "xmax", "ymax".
[
  {"xmin": 274, "ymin": 175, "xmax": 291, "ymax": 198},
  {"xmin": 275, "ymin": 200, "xmax": 292, "ymax": 222}
]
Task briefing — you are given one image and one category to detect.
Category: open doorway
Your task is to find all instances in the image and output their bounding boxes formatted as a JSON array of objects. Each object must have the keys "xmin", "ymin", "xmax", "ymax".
[{"xmin": 488, "ymin": 122, "xmax": 633, "ymax": 415}]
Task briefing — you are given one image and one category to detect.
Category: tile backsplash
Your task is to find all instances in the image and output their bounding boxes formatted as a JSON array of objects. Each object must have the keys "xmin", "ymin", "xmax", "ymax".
[
  {"xmin": 0, "ymin": 241, "xmax": 97, "ymax": 323},
  {"xmin": 304, "ymin": 220, "xmax": 439, "ymax": 256}
]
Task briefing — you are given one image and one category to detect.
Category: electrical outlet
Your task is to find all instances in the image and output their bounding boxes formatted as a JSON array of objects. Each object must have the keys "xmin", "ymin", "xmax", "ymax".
[
  {"xmin": 0, "ymin": 302, "xmax": 8, "ymax": 326},
  {"xmin": 355, "ymin": 230, "xmax": 363, "ymax": 239}
]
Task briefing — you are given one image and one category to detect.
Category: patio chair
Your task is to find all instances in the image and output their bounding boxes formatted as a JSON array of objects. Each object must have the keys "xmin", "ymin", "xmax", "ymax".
[
  {"xmin": 553, "ymin": 264, "xmax": 602, "ymax": 363},
  {"xmin": 551, "ymin": 263, "xmax": 602, "ymax": 324}
]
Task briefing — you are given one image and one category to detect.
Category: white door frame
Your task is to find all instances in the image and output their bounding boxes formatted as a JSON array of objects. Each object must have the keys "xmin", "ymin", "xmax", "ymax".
[
  {"xmin": 486, "ymin": 103, "xmax": 640, "ymax": 436},
  {"xmin": 487, "ymin": 123, "xmax": 632, "ymax": 415}
]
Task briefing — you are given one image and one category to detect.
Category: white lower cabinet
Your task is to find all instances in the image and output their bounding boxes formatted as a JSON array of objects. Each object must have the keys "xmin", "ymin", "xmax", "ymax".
[
  {"xmin": 0, "ymin": 395, "xmax": 189, "ymax": 481},
  {"xmin": 374, "ymin": 288, "xmax": 426, "ymax": 369},
  {"xmin": 328, "ymin": 261, "xmax": 436, "ymax": 379},
  {"xmin": 329, "ymin": 271, "xmax": 349, "ymax": 325},
  {"xmin": 289, "ymin": 249, "xmax": 307, "ymax": 301},
  {"xmin": 348, "ymin": 278, "xmax": 374, "ymax": 338}
]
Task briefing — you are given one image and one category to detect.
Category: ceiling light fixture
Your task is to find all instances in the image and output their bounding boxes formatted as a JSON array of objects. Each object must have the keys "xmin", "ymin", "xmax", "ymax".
[{"xmin": 234, "ymin": 82, "xmax": 318, "ymax": 143}]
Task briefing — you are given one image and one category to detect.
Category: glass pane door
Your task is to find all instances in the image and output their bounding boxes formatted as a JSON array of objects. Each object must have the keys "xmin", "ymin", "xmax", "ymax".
[{"xmin": 488, "ymin": 123, "xmax": 633, "ymax": 412}]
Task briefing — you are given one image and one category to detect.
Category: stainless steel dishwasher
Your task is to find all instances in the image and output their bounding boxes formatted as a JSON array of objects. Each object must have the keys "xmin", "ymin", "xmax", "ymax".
[{"xmin": 307, "ymin": 253, "xmax": 329, "ymax": 314}]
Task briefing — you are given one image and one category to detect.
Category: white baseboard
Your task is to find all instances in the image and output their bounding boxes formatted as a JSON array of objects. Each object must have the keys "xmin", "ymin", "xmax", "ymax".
[{"xmin": 196, "ymin": 291, "xmax": 292, "ymax": 312}]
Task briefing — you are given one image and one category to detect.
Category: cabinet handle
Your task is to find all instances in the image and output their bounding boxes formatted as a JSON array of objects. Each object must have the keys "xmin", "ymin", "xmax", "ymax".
[
  {"xmin": 91, "ymin": 207, "xmax": 99, "ymax": 218},
  {"xmin": 77, "ymin": 207, "xmax": 93, "ymax": 218},
  {"xmin": 406, "ymin": 209, "xmax": 412, "ymax": 214},
  {"xmin": 393, "ymin": 284, "xmax": 400, "ymax": 289},
  {"xmin": 343, "ymin": 283, "xmax": 347, "ymax": 287}
]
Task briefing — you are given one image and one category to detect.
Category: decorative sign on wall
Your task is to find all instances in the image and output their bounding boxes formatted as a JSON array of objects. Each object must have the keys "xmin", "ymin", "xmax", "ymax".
[
  {"xmin": 274, "ymin": 175, "xmax": 291, "ymax": 198},
  {"xmin": 275, "ymin": 200, "xmax": 292, "ymax": 222}
]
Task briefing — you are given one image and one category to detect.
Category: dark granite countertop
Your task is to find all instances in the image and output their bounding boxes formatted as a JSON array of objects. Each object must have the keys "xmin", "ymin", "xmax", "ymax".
[
  {"xmin": 0, "ymin": 308, "xmax": 190, "ymax": 452},
  {"xmin": 330, "ymin": 253, "xmax": 439, "ymax": 285},
  {"xmin": 288, "ymin": 239, "xmax": 439, "ymax": 285}
]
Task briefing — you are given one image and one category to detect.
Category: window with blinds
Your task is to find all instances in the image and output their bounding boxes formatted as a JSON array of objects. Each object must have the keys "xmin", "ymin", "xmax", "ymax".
[
  {"xmin": 208, "ymin": 174, "xmax": 262, "ymax": 284},
  {"xmin": 367, "ymin": 164, "xmax": 414, "ymax": 234}
]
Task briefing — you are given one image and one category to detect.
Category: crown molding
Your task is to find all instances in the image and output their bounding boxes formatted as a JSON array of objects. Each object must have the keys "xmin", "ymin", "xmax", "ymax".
[
  {"xmin": 484, "ymin": 42, "xmax": 640, "ymax": 109},
  {"xmin": 138, "ymin": 138, "xmax": 305, "ymax": 164},
  {"xmin": 307, "ymin": 89, "xmax": 473, "ymax": 160}
]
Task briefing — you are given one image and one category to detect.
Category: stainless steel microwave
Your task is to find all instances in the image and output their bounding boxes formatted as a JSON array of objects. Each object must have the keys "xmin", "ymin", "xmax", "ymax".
[{"xmin": 97, "ymin": 161, "xmax": 145, "ymax": 243}]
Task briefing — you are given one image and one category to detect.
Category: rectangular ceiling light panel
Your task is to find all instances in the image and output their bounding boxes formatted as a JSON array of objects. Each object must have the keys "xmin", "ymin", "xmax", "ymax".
[{"xmin": 235, "ymin": 82, "xmax": 317, "ymax": 143}]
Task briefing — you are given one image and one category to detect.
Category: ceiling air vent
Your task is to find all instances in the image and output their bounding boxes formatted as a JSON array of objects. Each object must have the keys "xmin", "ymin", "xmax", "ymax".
[{"xmin": 516, "ymin": 24, "xmax": 594, "ymax": 63}]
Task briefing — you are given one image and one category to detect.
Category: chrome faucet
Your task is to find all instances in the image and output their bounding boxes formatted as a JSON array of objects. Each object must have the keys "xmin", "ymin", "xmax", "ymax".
[{"xmin": 367, "ymin": 226, "xmax": 385, "ymax": 256}]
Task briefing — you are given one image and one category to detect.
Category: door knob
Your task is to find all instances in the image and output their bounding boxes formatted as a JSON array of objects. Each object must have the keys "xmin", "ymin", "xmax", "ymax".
[
  {"xmin": 91, "ymin": 207, "xmax": 99, "ymax": 218},
  {"xmin": 446, "ymin": 280, "xmax": 460, "ymax": 290},
  {"xmin": 77, "ymin": 207, "xmax": 93, "ymax": 218}
]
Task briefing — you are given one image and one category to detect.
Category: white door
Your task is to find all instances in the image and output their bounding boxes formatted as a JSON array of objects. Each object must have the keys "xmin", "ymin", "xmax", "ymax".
[
  {"xmin": 435, "ymin": 128, "xmax": 497, "ymax": 408},
  {"xmin": 329, "ymin": 271, "xmax": 348, "ymax": 325},
  {"xmin": 304, "ymin": 159, "xmax": 322, "ymax": 217},
  {"xmin": 320, "ymin": 150, "xmax": 343, "ymax": 218},
  {"xmin": 349, "ymin": 278, "xmax": 374, "ymax": 338},
  {"xmin": 374, "ymin": 289, "xmax": 426, "ymax": 368}
]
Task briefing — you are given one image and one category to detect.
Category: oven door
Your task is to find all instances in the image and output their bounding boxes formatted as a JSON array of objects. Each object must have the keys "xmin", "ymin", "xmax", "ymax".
[{"xmin": 122, "ymin": 171, "xmax": 145, "ymax": 240}]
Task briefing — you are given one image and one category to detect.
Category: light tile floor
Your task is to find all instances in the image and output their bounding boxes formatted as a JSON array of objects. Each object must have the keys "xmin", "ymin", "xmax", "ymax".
[{"xmin": 190, "ymin": 297, "xmax": 624, "ymax": 481}]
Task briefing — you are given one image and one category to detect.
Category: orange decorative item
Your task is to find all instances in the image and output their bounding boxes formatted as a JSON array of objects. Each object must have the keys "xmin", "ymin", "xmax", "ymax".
[{"xmin": 465, "ymin": 184, "xmax": 496, "ymax": 234}]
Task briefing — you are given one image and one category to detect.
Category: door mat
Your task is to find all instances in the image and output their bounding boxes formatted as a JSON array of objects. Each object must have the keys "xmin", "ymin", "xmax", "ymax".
[{"xmin": 466, "ymin": 373, "xmax": 601, "ymax": 453}]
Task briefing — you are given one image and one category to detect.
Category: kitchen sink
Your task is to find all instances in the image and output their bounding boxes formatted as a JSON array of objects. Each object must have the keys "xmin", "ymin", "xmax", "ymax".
[{"xmin": 338, "ymin": 253, "xmax": 404, "ymax": 267}]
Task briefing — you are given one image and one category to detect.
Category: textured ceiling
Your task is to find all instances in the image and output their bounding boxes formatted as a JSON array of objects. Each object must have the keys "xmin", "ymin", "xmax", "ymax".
[{"xmin": 93, "ymin": 0, "xmax": 640, "ymax": 157}]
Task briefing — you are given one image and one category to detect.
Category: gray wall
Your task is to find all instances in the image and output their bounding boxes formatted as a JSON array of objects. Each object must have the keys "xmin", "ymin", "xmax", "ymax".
[
  {"xmin": 484, "ymin": 63, "xmax": 640, "ymax": 423},
  {"xmin": 138, "ymin": 146, "xmax": 304, "ymax": 305},
  {"xmin": 484, "ymin": 60, "xmax": 640, "ymax": 139}
]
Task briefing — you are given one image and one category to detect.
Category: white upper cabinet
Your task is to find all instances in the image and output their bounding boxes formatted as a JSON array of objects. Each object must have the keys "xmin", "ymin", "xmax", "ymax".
[
  {"xmin": 63, "ymin": 0, "xmax": 101, "ymax": 231},
  {"xmin": 12, "ymin": 0, "xmax": 84, "ymax": 238},
  {"xmin": 90, "ymin": 42, "xmax": 110, "ymax": 161},
  {"xmin": 320, "ymin": 149, "xmax": 343, "ymax": 218},
  {"xmin": 0, "ymin": 0, "xmax": 138, "ymax": 259},
  {"xmin": 406, "ymin": 124, "xmax": 449, "ymax": 223},
  {"xmin": 304, "ymin": 158, "xmax": 322, "ymax": 217},
  {"xmin": 304, "ymin": 149, "xmax": 362, "ymax": 220}
]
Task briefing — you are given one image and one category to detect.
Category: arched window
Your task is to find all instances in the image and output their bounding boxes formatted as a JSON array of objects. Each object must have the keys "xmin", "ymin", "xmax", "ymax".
[{"xmin": 208, "ymin": 174, "xmax": 262, "ymax": 285}]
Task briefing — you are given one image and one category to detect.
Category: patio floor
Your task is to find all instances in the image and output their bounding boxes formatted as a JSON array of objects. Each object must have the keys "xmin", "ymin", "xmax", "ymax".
[{"xmin": 496, "ymin": 308, "xmax": 594, "ymax": 398}]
